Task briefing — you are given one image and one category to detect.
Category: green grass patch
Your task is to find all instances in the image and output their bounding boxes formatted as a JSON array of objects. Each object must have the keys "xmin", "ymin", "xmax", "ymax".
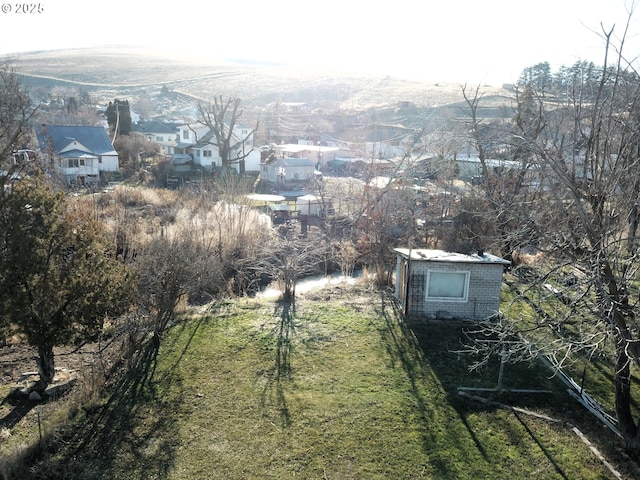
[{"xmin": 7, "ymin": 290, "xmax": 628, "ymax": 479}]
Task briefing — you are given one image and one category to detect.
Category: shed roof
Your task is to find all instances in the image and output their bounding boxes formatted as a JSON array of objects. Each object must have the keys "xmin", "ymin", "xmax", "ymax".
[
  {"xmin": 279, "ymin": 144, "xmax": 340, "ymax": 154},
  {"xmin": 273, "ymin": 157, "xmax": 315, "ymax": 167},
  {"xmin": 268, "ymin": 204, "xmax": 291, "ymax": 212},
  {"xmin": 296, "ymin": 194, "xmax": 323, "ymax": 202},
  {"xmin": 394, "ymin": 248, "xmax": 510, "ymax": 265}
]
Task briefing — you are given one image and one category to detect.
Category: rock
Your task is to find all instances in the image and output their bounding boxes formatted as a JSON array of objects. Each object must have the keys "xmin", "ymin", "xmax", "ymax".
[{"xmin": 28, "ymin": 390, "xmax": 42, "ymax": 401}]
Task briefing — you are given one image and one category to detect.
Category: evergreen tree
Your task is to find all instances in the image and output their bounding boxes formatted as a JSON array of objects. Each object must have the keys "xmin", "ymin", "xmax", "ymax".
[
  {"xmin": 0, "ymin": 172, "xmax": 134, "ymax": 391},
  {"xmin": 106, "ymin": 99, "xmax": 132, "ymax": 136}
]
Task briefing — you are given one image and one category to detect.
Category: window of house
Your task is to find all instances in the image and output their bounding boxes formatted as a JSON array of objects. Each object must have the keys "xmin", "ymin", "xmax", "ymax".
[
  {"xmin": 156, "ymin": 136, "xmax": 164, "ymax": 142},
  {"xmin": 203, "ymin": 150, "xmax": 212, "ymax": 157},
  {"xmin": 426, "ymin": 270, "xmax": 469, "ymax": 302},
  {"xmin": 182, "ymin": 130, "xmax": 189, "ymax": 140},
  {"xmin": 79, "ymin": 158, "xmax": 85, "ymax": 166},
  {"xmin": 67, "ymin": 159, "xmax": 79, "ymax": 168}
]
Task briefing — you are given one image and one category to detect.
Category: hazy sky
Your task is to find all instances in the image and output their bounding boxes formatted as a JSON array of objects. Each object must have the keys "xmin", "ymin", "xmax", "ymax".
[{"xmin": 0, "ymin": 0, "xmax": 637, "ymax": 85}]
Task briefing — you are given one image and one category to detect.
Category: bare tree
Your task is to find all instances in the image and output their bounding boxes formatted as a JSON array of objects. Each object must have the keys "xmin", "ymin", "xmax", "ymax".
[
  {"xmin": 134, "ymin": 228, "xmax": 208, "ymax": 345},
  {"xmin": 197, "ymin": 96, "xmax": 258, "ymax": 173},
  {"xmin": 456, "ymin": 83, "xmax": 538, "ymax": 259},
  {"xmin": 0, "ymin": 60, "xmax": 36, "ymax": 178},
  {"xmin": 354, "ymin": 181, "xmax": 423, "ymax": 285},
  {"xmin": 253, "ymin": 235, "xmax": 329, "ymax": 301},
  {"xmin": 466, "ymin": 12, "xmax": 640, "ymax": 457}
]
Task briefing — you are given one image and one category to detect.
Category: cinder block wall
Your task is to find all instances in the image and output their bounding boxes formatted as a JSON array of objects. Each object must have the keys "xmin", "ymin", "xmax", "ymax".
[{"xmin": 406, "ymin": 261, "xmax": 504, "ymax": 320}]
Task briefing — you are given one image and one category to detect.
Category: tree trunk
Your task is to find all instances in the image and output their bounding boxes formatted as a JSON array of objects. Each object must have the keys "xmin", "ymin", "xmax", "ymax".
[
  {"xmin": 600, "ymin": 263, "xmax": 640, "ymax": 457},
  {"xmin": 36, "ymin": 344, "xmax": 56, "ymax": 391},
  {"xmin": 614, "ymin": 325, "xmax": 640, "ymax": 458}
]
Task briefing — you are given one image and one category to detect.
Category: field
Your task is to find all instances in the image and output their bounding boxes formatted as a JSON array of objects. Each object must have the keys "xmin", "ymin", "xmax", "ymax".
[
  {"xmin": 1, "ymin": 282, "xmax": 637, "ymax": 479},
  {"xmin": 9, "ymin": 46, "xmax": 512, "ymax": 111}
]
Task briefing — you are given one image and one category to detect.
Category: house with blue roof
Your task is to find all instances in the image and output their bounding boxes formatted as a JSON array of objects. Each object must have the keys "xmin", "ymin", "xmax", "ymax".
[{"xmin": 35, "ymin": 124, "xmax": 119, "ymax": 186}]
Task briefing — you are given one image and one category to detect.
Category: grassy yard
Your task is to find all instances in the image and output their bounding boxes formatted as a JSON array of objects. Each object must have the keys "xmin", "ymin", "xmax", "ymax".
[{"xmin": 4, "ymin": 283, "xmax": 635, "ymax": 479}]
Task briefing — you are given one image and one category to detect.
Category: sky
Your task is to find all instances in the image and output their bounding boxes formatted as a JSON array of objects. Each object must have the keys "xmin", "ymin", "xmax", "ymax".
[{"xmin": 0, "ymin": 0, "xmax": 638, "ymax": 85}]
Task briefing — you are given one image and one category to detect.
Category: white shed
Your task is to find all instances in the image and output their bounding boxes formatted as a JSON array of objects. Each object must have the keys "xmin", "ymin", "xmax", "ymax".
[
  {"xmin": 394, "ymin": 248, "xmax": 510, "ymax": 321},
  {"xmin": 296, "ymin": 194, "xmax": 325, "ymax": 216},
  {"xmin": 260, "ymin": 157, "xmax": 315, "ymax": 185}
]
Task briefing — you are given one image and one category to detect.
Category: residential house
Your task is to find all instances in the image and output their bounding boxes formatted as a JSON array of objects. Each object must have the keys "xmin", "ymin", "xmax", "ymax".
[
  {"xmin": 394, "ymin": 248, "xmax": 510, "ymax": 321},
  {"xmin": 364, "ymin": 124, "xmax": 417, "ymax": 159},
  {"xmin": 35, "ymin": 124, "xmax": 119, "ymax": 186},
  {"xmin": 172, "ymin": 123, "xmax": 260, "ymax": 174},
  {"xmin": 132, "ymin": 121, "xmax": 179, "ymax": 155},
  {"xmin": 272, "ymin": 143, "xmax": 354, "ymax": 170}
]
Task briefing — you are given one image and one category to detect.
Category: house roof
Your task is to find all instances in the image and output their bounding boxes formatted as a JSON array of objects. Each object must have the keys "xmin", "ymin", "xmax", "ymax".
[
  {"xmin": 170, "ymin": 154, "xmax": 193, "ymax": 165},
  {"xmin": 272, "ymin": 157, "xmax": 315, "ymax": 167},
  {"xmin": 36, "ymin": 125, "xmax": 117, "ymax": 156},
  {"xmin": 193, "ymin": 130, "xmax": 216, "ymax": 148},
  {"xmin": 455, "ymin": 155, "xmax": 521, "ymax": 170},
  {"xmin": 132, "ymin": 121, "xmax": 180, "ymax": 135},
  {"xmin": 394, "ymin": 248, "xmax": 510, "ymax": 265},
  {"xmin": 278, "ymin": 144, "xmax": 340, "ymax": 154},
  {"xmin": 59, "ymin": 149, "xmax": 100, "ymax": 159}
]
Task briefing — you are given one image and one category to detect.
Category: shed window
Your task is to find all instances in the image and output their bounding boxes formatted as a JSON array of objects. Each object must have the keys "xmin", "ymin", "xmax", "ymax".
[{"xmin": 426, "ymin": 270, "xmax": 469, "ymax": 302}]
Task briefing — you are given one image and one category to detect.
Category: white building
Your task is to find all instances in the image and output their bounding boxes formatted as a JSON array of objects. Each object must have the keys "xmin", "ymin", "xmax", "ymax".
[{"xmin": 35, "ymin": 124, "xmax": 119, "ymax": 185}]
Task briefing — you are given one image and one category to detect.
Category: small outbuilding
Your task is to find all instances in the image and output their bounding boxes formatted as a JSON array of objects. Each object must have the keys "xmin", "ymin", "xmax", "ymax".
[
  {"xmin": 296, "ymin": 194, "xmax": 327, "ymax": 216},
  {"xmin": 394, "ymin": 248, "xmax": 510, "ymax": 321},
  {"xmin": 268, "ymin": 204, "xmax": 292, "ymax": 225}
]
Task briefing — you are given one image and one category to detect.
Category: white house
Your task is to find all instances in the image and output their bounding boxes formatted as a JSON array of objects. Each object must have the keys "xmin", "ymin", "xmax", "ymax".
[
  {"xmin": 394, "ymin": 248, "xmax": 510, "ymax": 321},
  {"xmin": 273, "ymin": 144, "xmax": 354, "ymax": 170},
  {"xmin": 35, "ymin": 124, "xmax": 119, "ymax": 186},
  {"xmin": 132, "ymin": 121, "xmax": 179, "ymax": 155},
  {"xmin": 173, "ymin": 122, "xmax": 258, "ymax": 173}
]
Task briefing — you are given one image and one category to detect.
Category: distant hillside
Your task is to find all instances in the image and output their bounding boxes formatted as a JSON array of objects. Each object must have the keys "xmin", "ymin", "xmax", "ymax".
[{"xmin": 8, "ymin": 46, "xmax": 512, "ymax": 111}]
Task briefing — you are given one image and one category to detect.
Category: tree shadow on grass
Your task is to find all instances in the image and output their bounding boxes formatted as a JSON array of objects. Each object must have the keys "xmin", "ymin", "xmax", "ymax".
[
  {"xmin": 259, "ymin": 298, "xmax": 296, "ymax": 427},
  {"xmin": 5, "ymin": 319, "xmax": 204, "ymax": 479},
  {"xmin": 0, "ymin": 394, "xmax": 39, "ymax": 431},
  {"xmin": 374, "ymin": 288, "xmax": 571, "ymax": 479}
]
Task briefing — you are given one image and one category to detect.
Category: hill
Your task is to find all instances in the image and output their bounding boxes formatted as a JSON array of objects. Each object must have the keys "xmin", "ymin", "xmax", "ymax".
[{"xmin": 8, "ymin": 46, "xmax": 512, "ymax": 112}]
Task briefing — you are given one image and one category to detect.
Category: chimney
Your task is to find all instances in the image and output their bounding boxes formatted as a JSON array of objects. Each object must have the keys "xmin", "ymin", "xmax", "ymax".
[{"xmin": 477, "ymin": 249, "xmax": 484, "ymax": 257}]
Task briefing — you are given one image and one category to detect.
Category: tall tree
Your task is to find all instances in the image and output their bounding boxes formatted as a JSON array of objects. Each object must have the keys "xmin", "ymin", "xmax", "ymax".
[
  {"xmin": 457, "ymin": 83, "xmax": 538, "ymax": 258},
  {"xmin": 196, "ymin": 96, "xmax": 258, "ymax": 172},
  {"xmin": 106, "ymin": 99, "xmax": 132, "ymax": 138},
  {"xmin": 468, "ymin": 14, "xmax": 640, "ymax": 457},
  {"xmin": 0, "ymin": 172, "xmax": 134, "ymax": 390}
]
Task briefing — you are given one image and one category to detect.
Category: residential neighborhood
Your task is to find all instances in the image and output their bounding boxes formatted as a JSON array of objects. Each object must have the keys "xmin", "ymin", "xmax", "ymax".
[{"xmin": 3, "ymin": 42, "xmax": 640, "ymax": 480}]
